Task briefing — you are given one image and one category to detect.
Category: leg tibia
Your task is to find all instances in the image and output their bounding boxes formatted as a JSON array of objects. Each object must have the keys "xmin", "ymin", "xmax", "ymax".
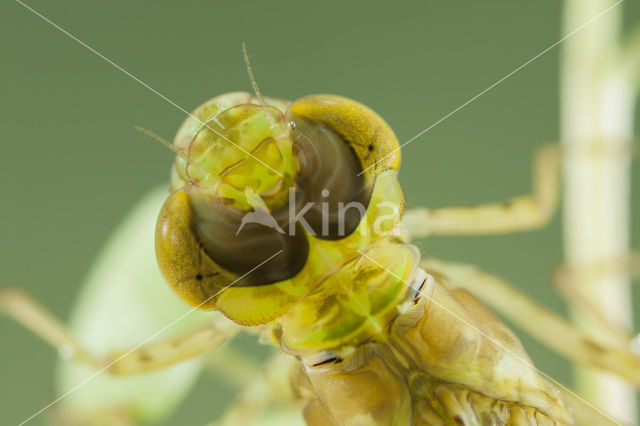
[
  {"xmin": 403, "ymin": 145, "xmax": 559, "ymax": 238},
  {"xmin": 0, "ymin": 287, "xmax": 240, "ymax": 376}
]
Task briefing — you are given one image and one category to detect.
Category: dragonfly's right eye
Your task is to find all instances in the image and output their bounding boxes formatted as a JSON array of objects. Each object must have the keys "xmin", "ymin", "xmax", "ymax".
[
  {"xmin": 155, "ymin": 189, "xmax": 310, "ymax": 311},
  {"xmin": 187, "ymin": 190, "xmax": 310, "ymax": 286}
]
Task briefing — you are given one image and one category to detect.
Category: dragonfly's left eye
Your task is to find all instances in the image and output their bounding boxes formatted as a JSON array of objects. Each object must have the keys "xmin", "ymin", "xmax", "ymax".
[
  {"xmin": 286, "ymin": 95, "xmax": 402, "ymax": 240},
  {"xmin": 289, "ymin": 115, "xmax": 372, "ymax": 239}
]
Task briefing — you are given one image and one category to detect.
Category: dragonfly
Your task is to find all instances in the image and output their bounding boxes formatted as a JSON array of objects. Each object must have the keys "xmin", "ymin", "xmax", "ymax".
[{"xmin": 1, "ymin": 54, "xmax": 639, "ymax": 426}]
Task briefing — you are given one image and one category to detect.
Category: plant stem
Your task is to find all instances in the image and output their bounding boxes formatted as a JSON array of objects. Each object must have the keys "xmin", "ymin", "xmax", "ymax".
[{"xmin": 561, "ymin": 0, "xmax": 636, "ymax": 423}]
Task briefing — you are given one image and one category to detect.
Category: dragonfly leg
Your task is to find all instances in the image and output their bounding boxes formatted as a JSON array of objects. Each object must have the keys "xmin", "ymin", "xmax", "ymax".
[
  {"xmin": 421, "ymin": 259, "xmax": 640, "ymax": 387},
  {"xmin": 0, "ymin": 287, "xmax": 241, "ymax": 376},
  {"xmin": 552, "ymin": 251, "xmax": 640, "ymax": 347},
  {"xmin": 402, "ymin": 145, "xmax": 559, "ymax": 239}
]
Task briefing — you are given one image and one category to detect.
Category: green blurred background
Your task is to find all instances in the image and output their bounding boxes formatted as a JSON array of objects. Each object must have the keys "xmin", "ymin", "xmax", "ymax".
[{"xmin": 1, "ymin": 1, "xmax": 639, "ymax": 425}]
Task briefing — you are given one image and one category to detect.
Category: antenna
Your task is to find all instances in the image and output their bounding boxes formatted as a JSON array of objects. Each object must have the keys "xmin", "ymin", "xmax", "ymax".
[
  {"xmin": 242, "ymin": 43, "xmax": 267, "ymax": 107},
  {"xmin": 135, "ymin": 125, "xmax": 210, "ymax": 180},
  {"xmin": 135, "ymin": 126, "xmax": 179, "ymax": 154}
]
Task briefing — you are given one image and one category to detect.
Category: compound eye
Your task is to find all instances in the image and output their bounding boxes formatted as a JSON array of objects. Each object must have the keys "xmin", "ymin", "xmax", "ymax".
[
  {"xmin": 188, "ymin": 190, "xmax": 309, "ymax": 286},
  {"xmin": 155, "ymin": 189, "xmax": 309, "ymax": 310},
  {"xmin": 287, "ymin": 95, "xmax": 401, "ymax": 240},
  {"xmin": 291, "ymin": 116, "xmax": 371, "ymax": 240}
]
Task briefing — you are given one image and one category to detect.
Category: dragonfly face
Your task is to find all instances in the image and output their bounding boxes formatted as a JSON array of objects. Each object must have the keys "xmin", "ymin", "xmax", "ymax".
[{"xmin": 155, "ymin": 92, "xmax": 405, "ymax": 325}]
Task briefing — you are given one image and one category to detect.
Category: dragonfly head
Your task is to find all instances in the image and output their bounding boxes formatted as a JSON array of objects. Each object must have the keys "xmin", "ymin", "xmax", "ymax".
[{"xmin": 156, "ymin": 93, "xmax": 403, "ymax": 325}]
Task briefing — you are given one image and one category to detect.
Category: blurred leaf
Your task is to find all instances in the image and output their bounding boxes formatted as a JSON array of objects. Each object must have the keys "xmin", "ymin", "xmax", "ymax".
[{"xmin": 55, "ymin": 186, "xmax": 211, "ymax": 424}]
